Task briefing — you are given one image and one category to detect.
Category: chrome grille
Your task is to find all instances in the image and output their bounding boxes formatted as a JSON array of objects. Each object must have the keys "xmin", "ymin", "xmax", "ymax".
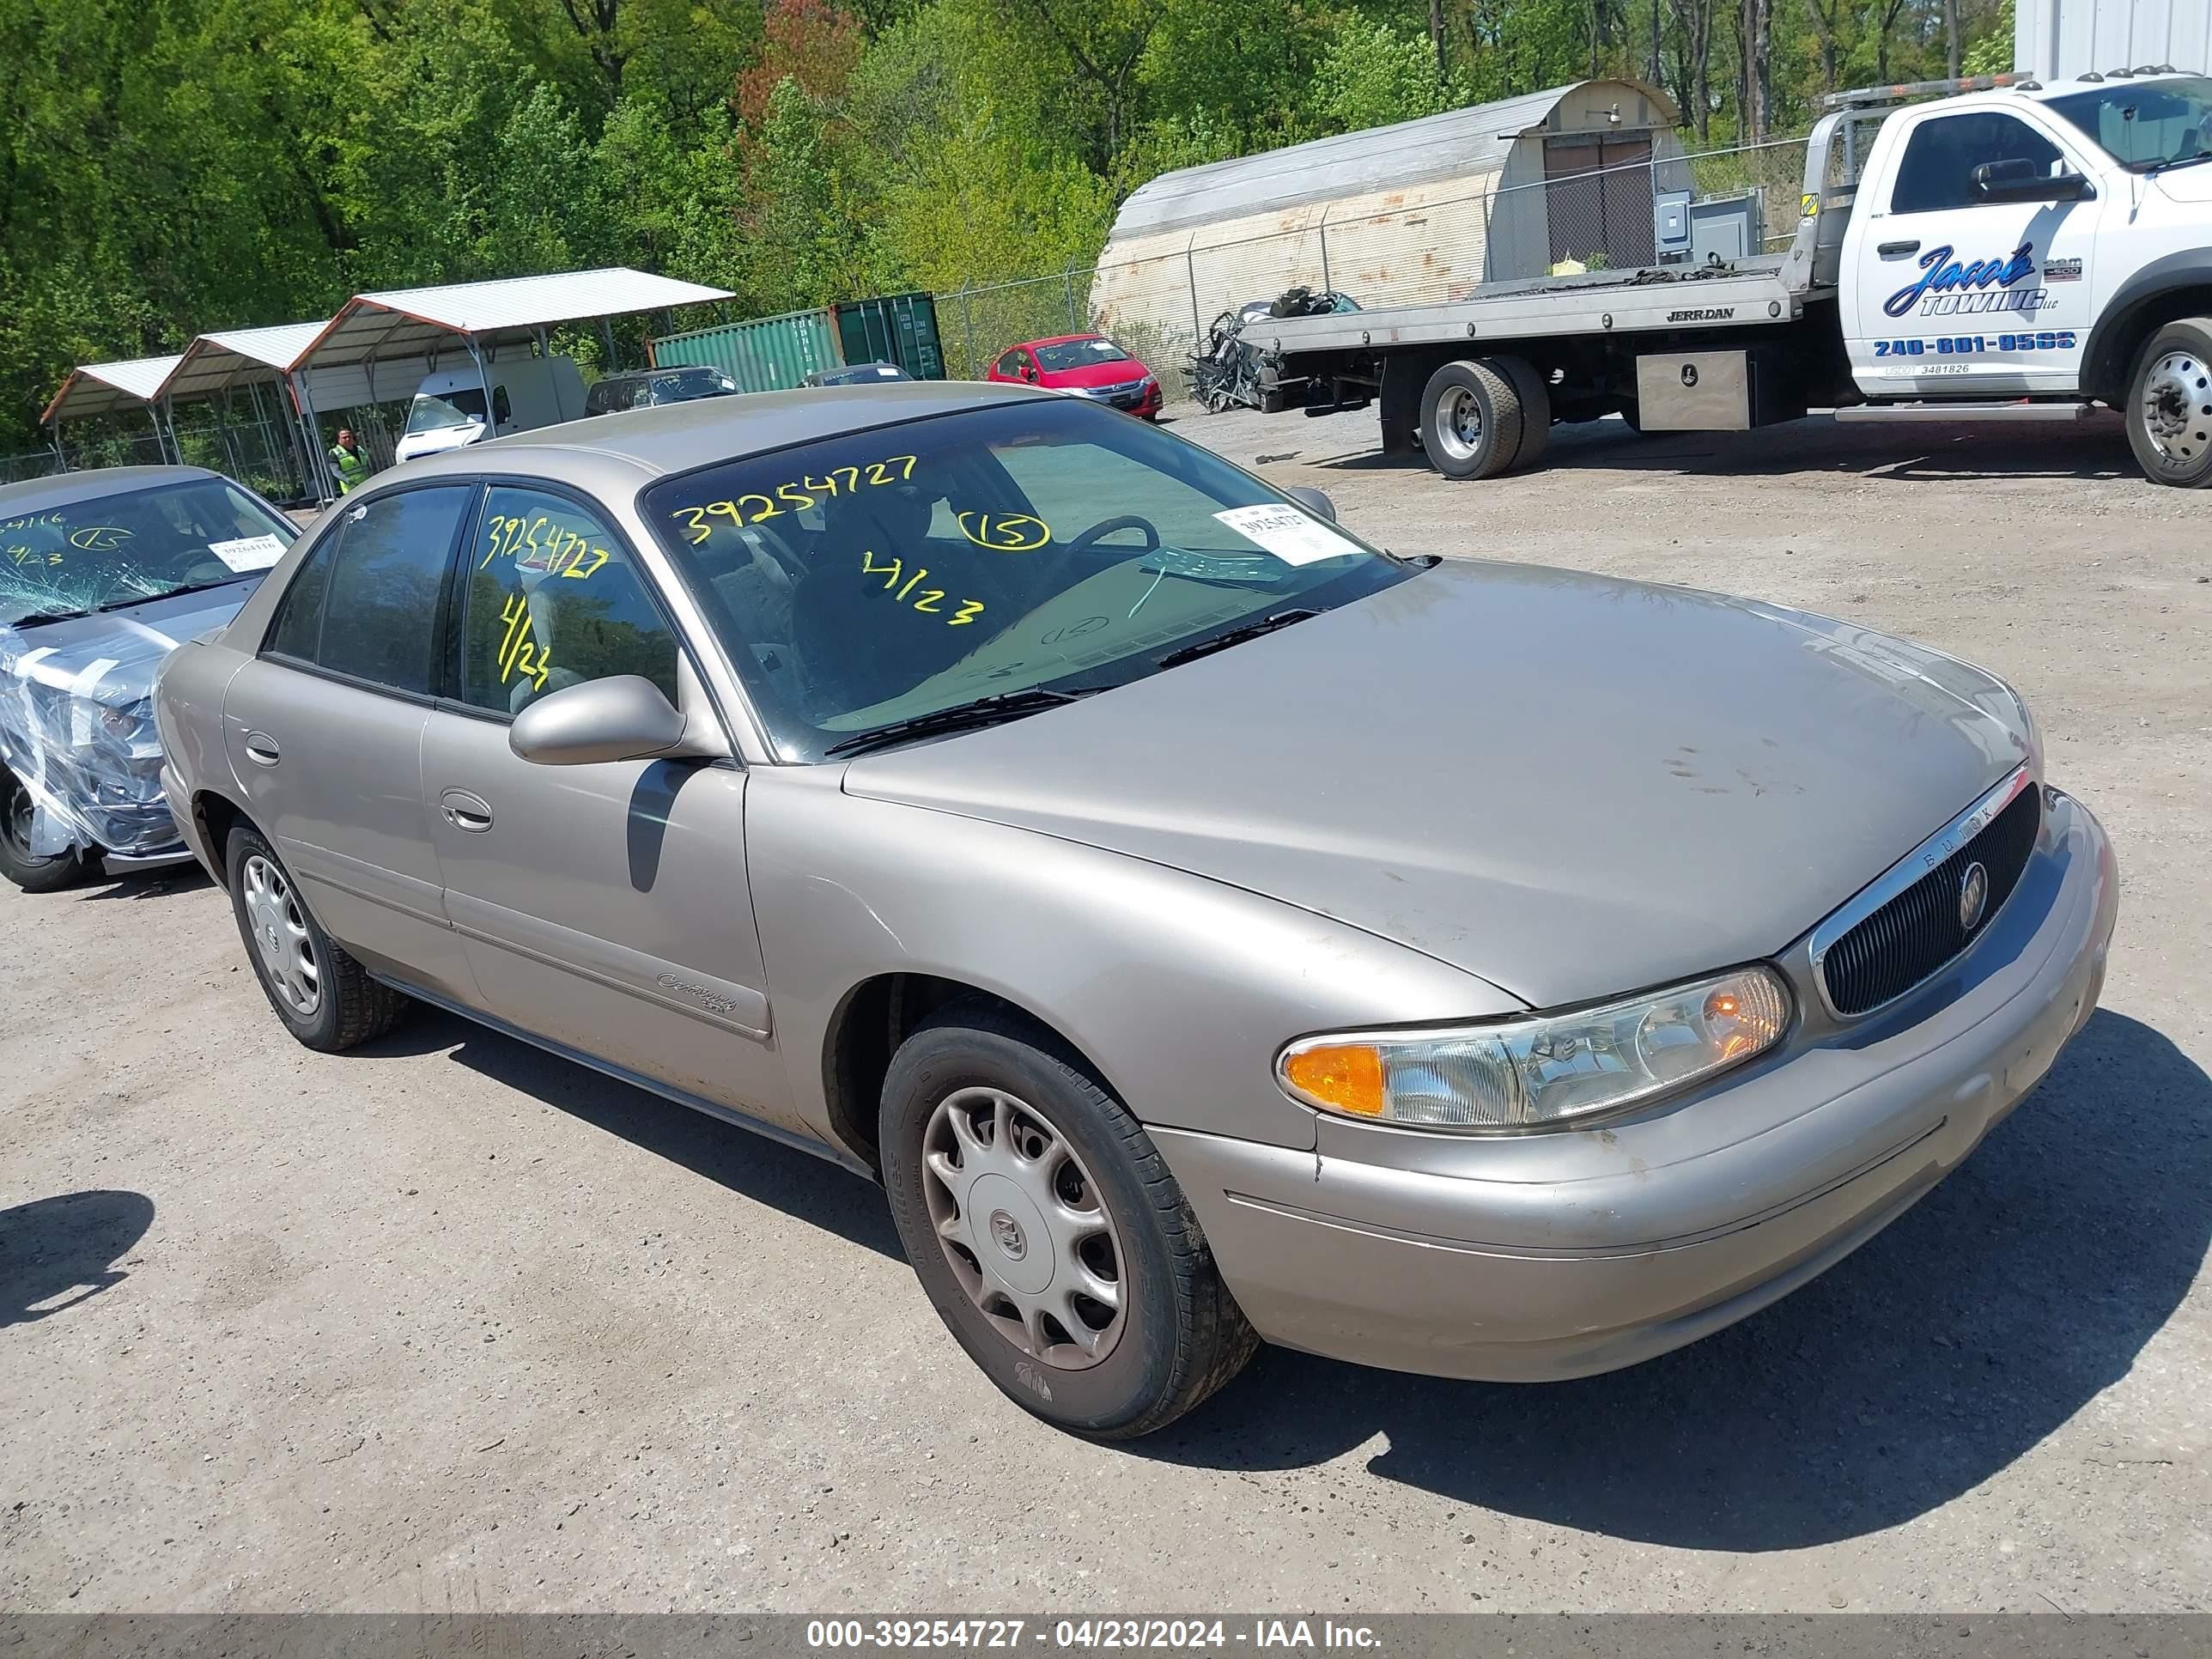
[{"xmin": 1816, "ymin": 775, "xmax": 2041, "ymax": 1018}]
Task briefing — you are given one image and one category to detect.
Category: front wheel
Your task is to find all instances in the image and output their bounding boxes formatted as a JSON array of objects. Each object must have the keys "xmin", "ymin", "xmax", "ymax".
[
  {"xmin": 2127, "ymin": 318, "xmax": 2212, "ymax": 487},
  {"xmin": 0, "ymin": 765, "xmax": 99, "ymax": 893},
  {"xmin": 880, "ymin": 1004, "xmax": 1259, "ymax": 1438}
]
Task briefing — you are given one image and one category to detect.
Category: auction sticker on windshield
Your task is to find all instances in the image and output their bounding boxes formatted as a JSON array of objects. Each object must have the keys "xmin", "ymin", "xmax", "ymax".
[
  {"xmin": 1213, "ymin": 504, "xmax": 1363, "ymax": 567},
  {"xmin": 207, "ymin": 534, "xmax": 287, "ymax": 572}
]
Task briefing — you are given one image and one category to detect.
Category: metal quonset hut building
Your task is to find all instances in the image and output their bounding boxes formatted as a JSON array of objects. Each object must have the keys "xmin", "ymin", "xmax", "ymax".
[
  {"xmin": 2015, "ymin": 0, "xmax": 2209, "ymax": 79},
  {"xmin": 1090, "ymin": 79, "xmax": 1686, "ymax": 357},
  {"xmin": 39, "ymin": 356, "xmax": 187, "ymax": 460}
]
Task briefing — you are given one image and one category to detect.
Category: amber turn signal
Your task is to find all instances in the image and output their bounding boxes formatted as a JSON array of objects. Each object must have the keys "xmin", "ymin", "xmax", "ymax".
[{"xmin": 1279, "ymin": 1042, "xmax": 1387, "ymax": 1117}]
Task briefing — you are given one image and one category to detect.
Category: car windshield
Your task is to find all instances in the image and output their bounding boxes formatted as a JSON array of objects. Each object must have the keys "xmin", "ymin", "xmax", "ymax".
[
  {"xmin": 0, "ymin": 477, "xmax": 295, "ymax": 627},
  {"xmin": 642, "ymin": 398, "xmax": 1413, "ymax": 760},
  {"xmin": 2049, "ymin": 76, "xmax": 2212, "ymax": 171},
  {"xmin": 1034, "ymin": 338, "xmax": 1130, "ymax": 372},
  {"xmin": 650, "ymin": 369, "xmax": 737, "ymax": 404},
  {"xmin": 405, "ymin": 389, "xmax": 485, "ymax": 434}
]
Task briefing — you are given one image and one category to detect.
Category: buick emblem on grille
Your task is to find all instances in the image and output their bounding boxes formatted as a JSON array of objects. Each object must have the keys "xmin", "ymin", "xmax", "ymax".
[{"xmin": 1959, "ymin": 861, "xmax": 1990, "ymax": 931}]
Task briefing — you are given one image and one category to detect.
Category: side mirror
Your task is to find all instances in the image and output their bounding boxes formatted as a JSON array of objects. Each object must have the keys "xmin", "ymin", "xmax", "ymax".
[
  {"xmin": 1972, "ymin": 159, "xmax": 2094, "ymax": 204},
  {"xmin": 1021, "ymin": 365, "xmax": 1039, "ymax": 381},
  {"xmin": 1284, "ymin": 485, "xmax": 1338, "ymax": 522},
  {"xmin": 510, "ymin": 675, "xmax": 690, "ymax": 766}
]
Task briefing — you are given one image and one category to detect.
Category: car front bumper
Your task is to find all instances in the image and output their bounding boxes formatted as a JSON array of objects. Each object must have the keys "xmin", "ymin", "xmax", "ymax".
[{"xmin": 1153, "ymin": 788, "xmax": 2118, "ymax": 1382}]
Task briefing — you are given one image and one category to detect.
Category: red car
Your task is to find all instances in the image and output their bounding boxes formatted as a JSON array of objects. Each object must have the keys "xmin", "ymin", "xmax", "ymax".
[{"xmin": 986, "ymin": 334, "xmax": 1162, "ymax": 419}]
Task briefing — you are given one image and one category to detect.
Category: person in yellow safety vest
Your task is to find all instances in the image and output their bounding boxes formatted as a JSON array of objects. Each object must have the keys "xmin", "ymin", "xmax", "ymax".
[{"xmin": 329, "ymin": 428, "xmax": 371, "ymax": 495}]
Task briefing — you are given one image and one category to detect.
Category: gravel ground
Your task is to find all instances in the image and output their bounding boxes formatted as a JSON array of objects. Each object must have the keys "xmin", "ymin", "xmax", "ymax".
[{"xmin": 3, "ymin": 405, "xmax": 2208, "ymax": 1614}]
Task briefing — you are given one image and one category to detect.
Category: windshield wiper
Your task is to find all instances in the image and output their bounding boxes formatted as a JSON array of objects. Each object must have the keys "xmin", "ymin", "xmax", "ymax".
[
  {"xmin": 95, "ymin": 575, "xmax": 251, "ymax": 613},
  {"xmin": 7, "ymin": 607, "xmax": 92, "ymax": 627},
  {"xmin": 1156, "ymin": 609, "xmax": 1321, "ymax": 669},
  {"xmin": 823, "ymin": 685, "xmax": 1107, "ymax": 757},
  {"xmin": 2149, "ymin": 151, "xmax": 2212, "ymax": 175}
]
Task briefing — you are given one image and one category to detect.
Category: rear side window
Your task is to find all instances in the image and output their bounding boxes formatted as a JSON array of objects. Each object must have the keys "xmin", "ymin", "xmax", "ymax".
[
  {"xmin": 457, "ymin": 485, "xmax": 680, "ymax": 716},
  {"xmin": 1891, "ymin": 112, "xmax": 2065, "ymax": 214},
  {"xmin": 275, "ymin": 486, "xmax": 471, "ymax": 695}
]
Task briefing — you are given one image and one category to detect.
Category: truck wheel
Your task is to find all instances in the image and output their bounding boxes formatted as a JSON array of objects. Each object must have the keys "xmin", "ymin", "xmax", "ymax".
[
  {"xmin": 2127, "ymin": 319, "xmax": 2212, "ymax": 487},
  {"xmin": 1420, "ymin": 360, "xmax": 1523, "ymax": 480},
  {"xmin": 1492, "ymin": 356, "xmax": 1553, "ymax": 470},
  {"xmin": 0, "ymin": 765, "xmax": 99, "ymax": 893}
]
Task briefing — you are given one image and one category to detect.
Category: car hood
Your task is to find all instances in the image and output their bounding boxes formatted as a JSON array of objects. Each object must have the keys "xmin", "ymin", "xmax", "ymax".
[
  {"xmin": 394, "ymin": 422, "xmax": 484, "ymax": 460},
  {"xmin": 1043, "ymin": 359, "xmax": 1150, "ymax": 389},
  {"xmin": 5, "ymin": 580, "xmax": 260, "ymax": 687},
  {"xmin": 841, "ymin": 562, "xmax": 2031, "ymax": 1009}
]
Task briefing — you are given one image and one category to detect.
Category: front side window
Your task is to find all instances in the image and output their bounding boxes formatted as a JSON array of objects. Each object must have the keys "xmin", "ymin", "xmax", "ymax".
[
  {"xmin": 994, "ymin": 350, "xmax": 1029, "ymax": 377},
  {"xmin": 2050, "ymin": 75, "xmax": 2212, "ymax": 172},
  {"xmin": 641, "ymin": 397, "xmax": 1412, "ymax": 761},
  {"xmin": 280, "ymin": 486, "xmax": 471, "ymax": 695},
  {"xmin": 1890, "ymin": 112, "xmax": 2066, "ymax": 214},
  {"xmin": 458, "ymin": 485, "xmax": 680, "ymax": 716},
  {"xmin": 1033, "ymin": 338, "xmax": 1130, "ymax": 372},
  {"xmin": 1, "ymin": 478, "xmax": 294, "ymax": 628}
]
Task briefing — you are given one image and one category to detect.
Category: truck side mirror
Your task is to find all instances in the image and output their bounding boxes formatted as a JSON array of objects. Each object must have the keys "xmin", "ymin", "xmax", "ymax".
[{"xmin": 1972, "ymin": 159, "xmax": 2094, "ymax": 204}]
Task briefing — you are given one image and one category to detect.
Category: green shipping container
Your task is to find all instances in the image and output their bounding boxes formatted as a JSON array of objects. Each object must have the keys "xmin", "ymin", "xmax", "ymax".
[
  {"xmin": 650, "ymin": 294, "xmax": 945, "ymax": 390},
  {"xmin": 649, "ymin": 307, "xmax": 842, "ymax": 392},
  {"xmin": 831, "ymin": 294, "xmax": 945, "ymax": 381}
]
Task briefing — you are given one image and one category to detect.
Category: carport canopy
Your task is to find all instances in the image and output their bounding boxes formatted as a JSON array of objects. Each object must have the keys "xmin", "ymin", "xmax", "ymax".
[
  {"xmin": 161, "ymin": 320, "xmax": 331, "ymax": 404},
  {"xmin": 295, "ymin": 267, "xmax": 733, "ymax": 380},
  {"xmin": 40, "ymin": 355, "xmax": 185, "ymax": 424}
]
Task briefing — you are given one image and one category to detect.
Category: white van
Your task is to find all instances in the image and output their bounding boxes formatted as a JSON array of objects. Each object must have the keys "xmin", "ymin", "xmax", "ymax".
[{"xmin": 392, "ymin": 356, "xmax": 586, "ymax": 464}]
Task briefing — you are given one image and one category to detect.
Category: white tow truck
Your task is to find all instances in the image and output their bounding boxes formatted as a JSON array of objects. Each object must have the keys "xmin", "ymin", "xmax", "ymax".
[{"xmin": 1253, "ymin": 69, "xmax": 2212, "ymax": 486}]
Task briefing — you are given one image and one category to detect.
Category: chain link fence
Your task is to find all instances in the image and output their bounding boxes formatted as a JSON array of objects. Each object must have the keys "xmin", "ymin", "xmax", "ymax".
[{"xmin": 938, "ymin": 131, "xmax": 1815, "ymax": 406}]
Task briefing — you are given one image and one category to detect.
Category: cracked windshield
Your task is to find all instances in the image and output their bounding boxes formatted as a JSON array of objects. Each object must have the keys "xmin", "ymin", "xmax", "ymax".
[
  {"xmin": 643, "ymin": 398, "xmax": 1413, "ymax": 760},
  {"xmin": 1, "ymin": 478, "xmax": 294, "ymax": 628}
]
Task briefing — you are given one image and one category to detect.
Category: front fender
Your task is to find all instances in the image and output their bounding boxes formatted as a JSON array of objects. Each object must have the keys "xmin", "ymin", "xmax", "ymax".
[
  {"xmin": 745, "ymin": 767, "xmax": 1522, "ymax": 1155},
  {"xmin": 2082, "ymin": 252, "xmax": 2212, "ymax": 400}
]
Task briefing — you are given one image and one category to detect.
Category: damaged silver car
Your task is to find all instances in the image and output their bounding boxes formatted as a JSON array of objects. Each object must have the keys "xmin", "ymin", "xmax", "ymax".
[{"xmin": 0, "ymin": 465, "xmax": 295, "ymax": 891}]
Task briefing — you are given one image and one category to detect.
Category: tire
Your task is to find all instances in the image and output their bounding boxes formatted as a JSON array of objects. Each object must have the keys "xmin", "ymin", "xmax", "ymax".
[
  {"xmin": 224, "ymin": 823, "xmax": 408, "ymax": 1052},
  {"xmin": 1419, "ymin": 359, "xmax": 1523, "ymax": 479},
  {"xmin": 880, "ymin": 1002, "xmax": 1260, "ymax": 1438},
  {"xmin": 0, "ymin": 765, "xmax": 99, "ymax": 893},
  {"xmin": 1492, "ymin": 355, "xmax": 1553, "ymax": 471},
  {"xmin": 2125, "ymin": 317, "xmax": 2212, "ymax": 488}
]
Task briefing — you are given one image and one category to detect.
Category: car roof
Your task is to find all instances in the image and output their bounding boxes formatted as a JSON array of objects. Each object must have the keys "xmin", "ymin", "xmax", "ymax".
[
  {"xmin": 398, "ymin": 380, "xmax": 1052, "ymax": 490},
  {"xmin": 0, "ymin": 465, "xmax": 220, "ymax": 514}
]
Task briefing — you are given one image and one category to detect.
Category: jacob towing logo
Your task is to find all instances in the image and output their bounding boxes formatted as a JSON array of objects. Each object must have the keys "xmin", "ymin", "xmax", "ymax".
[{"xmin": 1885, "ymin": 242, "xmax": 2055, "ymax": 318}]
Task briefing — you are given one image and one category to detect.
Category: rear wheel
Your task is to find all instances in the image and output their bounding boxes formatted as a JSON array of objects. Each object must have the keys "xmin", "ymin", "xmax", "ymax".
[
  {"xmin": 881, "ymin": 1002, "xmax": 1259, "ymax": 1438},
  {"xmin": 224, "ymin": 823, "xmax": 409, "ymax": 1051},
  {"xmin": 2127, "ymin": 318, "xmax": 2212, "ymax": 487},
  {"xmin": 1492, "ymin": 356, "xmax": 1553, "ymax": 471},
  {"xmin": 0, "ymin": 766, "xmax": 99, "ymax": 893},
  {"xmin": 1419, "ymin": 359, "xmax": 1524, "ymax": 480}
]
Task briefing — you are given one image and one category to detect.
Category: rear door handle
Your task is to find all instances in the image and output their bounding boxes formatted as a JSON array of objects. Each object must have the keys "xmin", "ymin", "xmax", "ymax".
[
  {"xmin": 1878, "ymin": 239, "xmax": 1921, "ymax": 257},
  {"xmin": 439, "ymin": 787, "xmax": 494, "ymax": 833},
  {"xmin": 242, "ymin": 733, "xmax": 281, "ymax": 767}
]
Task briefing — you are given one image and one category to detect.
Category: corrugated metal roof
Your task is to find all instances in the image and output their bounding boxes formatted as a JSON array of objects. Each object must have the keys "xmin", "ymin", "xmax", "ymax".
[
  {"xmin": 40, "ymin": 356, "xmax": 186, "ymax": 423},
  {"xmin": 1113, "ymin": 85, "xmax": 1567, "ymax": 240},
  {"xmin": 297, "ymin": 267, "xmax": 735, "ymax": 372},
  {"xmin": 1109, "ymin": 80, "xmax": 1677, "ymax": 240},
  {"xmin": 161, "ymin": 320, "xmax": 331, "ymax": 403}
]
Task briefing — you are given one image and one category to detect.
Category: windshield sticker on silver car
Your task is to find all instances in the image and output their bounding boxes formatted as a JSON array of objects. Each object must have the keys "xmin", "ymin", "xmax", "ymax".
[
  {"xmin": 207, "ymin": 534, "xmax": 287, "ymax": 572},
  {"xmin": 1212, "ymin": 504, "xmax": 1363, "ymax": 568}
]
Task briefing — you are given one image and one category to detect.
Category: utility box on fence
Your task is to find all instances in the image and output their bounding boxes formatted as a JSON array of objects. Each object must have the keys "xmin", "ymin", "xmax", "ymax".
[{"xmin": 651, "ymin": 295, "xmax": 946, "ymax": 391}]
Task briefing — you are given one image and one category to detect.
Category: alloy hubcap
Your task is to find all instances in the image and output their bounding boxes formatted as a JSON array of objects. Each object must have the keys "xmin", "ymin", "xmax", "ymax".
[
  {"xmin": 240, "ymin": 854, "xmax": 321, "ymax": 1017},
  {"xmin": 2142, "ymin": 350, "xmax": 2211, "ymax": 468},
  {"xmin": 1432, "ymin": 386, "xmax": 1485, "ymax": 463},
  {"xmin": 921, "ymin": 1087, "xmax": 1127, "ymax": 1370}
]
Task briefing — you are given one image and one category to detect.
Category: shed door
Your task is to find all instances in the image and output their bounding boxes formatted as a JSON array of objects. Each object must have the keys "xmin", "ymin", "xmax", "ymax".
[{"xmin": 1543, "ymin": 134, "xmax": 1656, "ymax": 270}]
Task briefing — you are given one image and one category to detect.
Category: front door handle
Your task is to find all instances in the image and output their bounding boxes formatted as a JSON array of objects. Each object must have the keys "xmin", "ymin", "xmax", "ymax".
[
  {"xmin": 1877, "ymin": 239, "xmax": 1921, "ymax": 257},
  {"xmin": 242, "ymin": 732, "xmax": 281, "ymax": 767},
  {"xmin": 439, "ymin": 788, "xmax": 494, "ymax": 833}
]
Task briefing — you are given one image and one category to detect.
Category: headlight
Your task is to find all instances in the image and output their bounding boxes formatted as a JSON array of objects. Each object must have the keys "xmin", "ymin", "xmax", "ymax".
[{"xmin": 1277, "ymin": 966, "xmax": 1791, "ymax": 1133}]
